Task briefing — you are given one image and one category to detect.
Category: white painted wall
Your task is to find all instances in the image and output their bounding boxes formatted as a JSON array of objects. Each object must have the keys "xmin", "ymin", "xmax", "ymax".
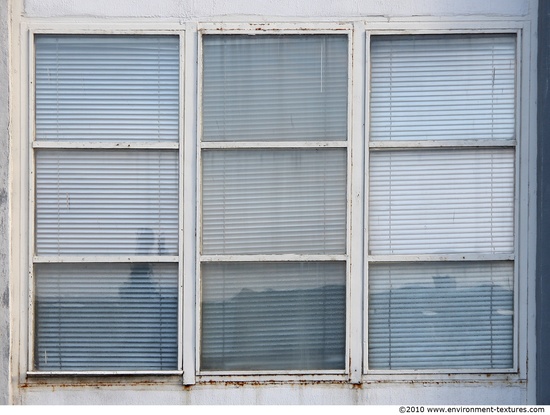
[
  {"xmin": 24, "ymin": 0, "xmax": 531, "ymax": 19},
  {"xmin": 0, "ymin": 0, "xmax": 9, "ymax": 405},
  {"xmin": 19, "ymin": 383, "xmax": 526, "ymax": 405},
  {"xmin": 7, "ymin": 0, "xmax": 538, "ymax": 405}
]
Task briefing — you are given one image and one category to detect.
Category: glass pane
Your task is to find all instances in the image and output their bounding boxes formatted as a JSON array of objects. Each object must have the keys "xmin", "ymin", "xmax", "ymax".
[
  {"xmin": 369, "ymin": 149, "xmax": 515, "ymax": 255},
  {"xmin": 35, "ymin": 263, "xmax": 178, "ymax": 371},
  {"xmin": 370, "ymin": 35, "xmax": 516, "ymax": 141},
  {"xmin": 368, "ymin": 262, "xmax": 513, "ymax": 369},
  {"xmin": 202, "ymin": 149, "xmax": 347, "ymax": 254},
  {"xmin": 36, "ymin": 150, "xmax": 178, "ymax": 255},
  {"xmin": 203, "ymin": 35, "xmax": 348, "ymax": 141},
  {"xmin": 201, "ymin": 262, "xmax": 346, "ymax": 371},
  {"xmin": 35, "ymin": 35, "xmax": 179, "ymax": 142}
]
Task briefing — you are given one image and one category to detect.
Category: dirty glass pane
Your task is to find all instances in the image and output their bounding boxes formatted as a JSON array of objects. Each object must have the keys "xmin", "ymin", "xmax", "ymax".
[
  {"xmin": 203, "ymin": 35, "xmax": 348, "ymax": 142},
  {"xmin": 370, "ymin": 35, "xmax": 515, "ymax": 141},
  {"xmin": 368, "ymin": 262, "xmax": 513, "ymax": 369},
  {"xmin": 201, "ymin": 262, "xmax": 346, "ymax": 371},
  {"xmin": 35, "ymin": 35, "xmax": 179, "ymax": 142},
  {"xmin": 35, "ymin": 263, "xmax": 178, "ymax": 371},
  {"xmin": 202, "ymin": 149, "xmax": 347, "ymax": 255},
  {"xmin": 36, "ymin": 150, "xmax": 179, "ymax": 256}
]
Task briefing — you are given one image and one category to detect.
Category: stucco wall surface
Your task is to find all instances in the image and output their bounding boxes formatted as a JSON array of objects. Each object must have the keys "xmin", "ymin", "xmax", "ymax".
[
  {"xmin": 19, "ymin": 382, "xmax": 526, "ymax": 405},
  {"xmin": 0, "ymin": 0, "xmax": 9, "ymax": 407},
  {"xmin": 24, "ymin": 0, "xmax": 530, "ymax": 19}
]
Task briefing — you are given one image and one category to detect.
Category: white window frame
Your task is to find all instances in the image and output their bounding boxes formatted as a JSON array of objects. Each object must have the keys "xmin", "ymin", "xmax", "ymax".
[
  {"xmin": 195, "ymin": 22, "xmax": 363, "ymax": 384},
  {"xmin": 24, "ymin": 24, "xmax": 187, "ymax": 377},
  {"xmin": 361, "ymin": 19, "xmax": 533, "ymax": 384},
  {"xmin": 14, "ymin": 18, "xmax": 535, "ymax": 388}
]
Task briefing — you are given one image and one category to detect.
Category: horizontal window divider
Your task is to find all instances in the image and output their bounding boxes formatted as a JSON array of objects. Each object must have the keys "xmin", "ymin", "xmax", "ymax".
[
  {"xmin": 32, "ymin": 141, "xmax": 179, "ymax": 150},
  {"xmin": 368, "ymin": 139, "xmax": 516, "ymax": 150},
  {"xmin": 367, "ymin": 253, "xmax": 515, "ymax": 262},
  {"xmin": 198, "ymin": 23, "xmax": 353, "ymax": 33},
  {"xmin": 27, "ymin": 371, "xmax": 184, "ymax": 377},
  {"xmin": 33, "ymin": 255, "xmax": 180, "ymax": 263},
  {"xmin": 200, "ymin": 254, "xmax": 348, "ymax": 262},
  {"xmin": 200, "ymin": 141, "xmax": 348, "ymax": 149}
]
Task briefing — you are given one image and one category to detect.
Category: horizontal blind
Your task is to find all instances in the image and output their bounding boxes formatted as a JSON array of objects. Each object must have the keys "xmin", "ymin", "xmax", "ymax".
[
  {"xmin": 370, "ymin": 35, "xmax": 516, "ymax": 141},
  {"xmin": 202, "ymin": 149, "xmax": 347, "ymax": 254},
  {"xmin": 369, "ymin": 149, "xmax": 515, "ymax": 255},
  {"xmin": 35, "ymin": 35, "xmax": 179, "ymax": 142},
  {"xmin": 35, "ymin": 263, "xmax": 178, "ymax": 371},
  {"xmin": 201, "ymin": 262, "xmax": 346, "ymax": 371},
  {"xmin": 368, "ymin": 262, "xmax": 513, "ymax": 369},
  {"xmin": 202, "ymin": 35, "xmax": 348, "ymax": 141},
  {"xmin": 36, "ymin": 150, "xmax": 179, "ymax": 255}
]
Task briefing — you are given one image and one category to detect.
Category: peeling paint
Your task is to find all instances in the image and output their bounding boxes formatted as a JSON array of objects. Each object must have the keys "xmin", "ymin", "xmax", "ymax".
[{"xmin": 0, "ymin": 288, "xmax": 7, "ymax": 309}]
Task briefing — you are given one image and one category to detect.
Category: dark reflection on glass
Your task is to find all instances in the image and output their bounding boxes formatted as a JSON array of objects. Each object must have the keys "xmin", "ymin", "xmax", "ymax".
[
  {"xmin": 120, "ymin": 229, "xmax": 159, "ymax": 299},
  {"xmin": 369, "ymin": 273, "xmax": 513, "ymax": 370},
  {"xmin": 35, "ymin": 229, "xmax": 178, "ymax": 371},
  {"xmin": 201, "ymin": 283, "xmax": 346, "ymax": 371}
]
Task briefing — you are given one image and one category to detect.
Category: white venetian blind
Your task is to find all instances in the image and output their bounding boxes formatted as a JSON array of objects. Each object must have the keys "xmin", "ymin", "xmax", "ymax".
[
  {"xmin": 36, "ymin": 150, "xmax": 179, "ymax": 256},
  {"xmin": 35, "ymin": 263, "xmax": 178, "ymax": 371},
  {"xmin": 34, "ymin": 35, "xmax": 180, "ymax": 372},
  {"xmin": 202, "ymin": 149, "xmax": 347, "ymax": 255},
  {"xmin": 368, "ymin": 34, "xmax": 516, "ymax": 371},
  {"xmin": 202, "ymin": 35, "xmax": 348, "ymax": 142},
  {"xmin": 201, "ymin": 34, "xmax": 349, "ymax": 372},
  {"xmin": 369, "ymin": 149, "xmax": 515, "ymax": 255},
  {"xmin": 368, "ymin": 262, "xmax": 513, "ymax": 369},
  {"xmin": 201, "ymin": 262, "xmax": 346, "ymax": 371},
  {"xmin": 35, "ymin": 35, "xmax": 179, "ymax": 142},
  {"xmin": 370, "ymin": 35, "xmax": 516, "ymax": 141}
]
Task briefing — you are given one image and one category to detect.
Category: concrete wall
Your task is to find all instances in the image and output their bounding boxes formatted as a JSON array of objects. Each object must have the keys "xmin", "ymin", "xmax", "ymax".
[{"xmin": 0, "ymin": 0, "xmax": 9, "ymax": 407}]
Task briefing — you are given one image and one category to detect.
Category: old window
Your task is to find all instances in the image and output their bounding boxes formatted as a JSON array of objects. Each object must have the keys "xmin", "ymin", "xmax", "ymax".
[
  {"xmin": 27, "ymin": 28, "xmax": 521, "ymax": 379},
  {"xmin": 32, "ymin": 35, "xmax": 181, "ymax": 371},
  {"xmin": 199, "ymin": 34, "xmax": 350, "ymax": 372},
  {"xmin": 367, "ymin": 35, "xmax": 516, "ymax": 370}
]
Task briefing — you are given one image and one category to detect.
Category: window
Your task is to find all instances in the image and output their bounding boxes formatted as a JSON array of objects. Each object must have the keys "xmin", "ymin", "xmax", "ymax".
[
  {"xmin": 32, "ymin": 35, "xmax": 181, "ymax": 371},
  {"xmin": 199, "ymin": 34, "xmax": 349, "ymax": 372},
  {"xmin": 29, "ymin": 27, "xmax": 520, "ymax": 379},
  {"xmin": 367, "ymin": 35, "xmax": 516, "ymax": 371}
]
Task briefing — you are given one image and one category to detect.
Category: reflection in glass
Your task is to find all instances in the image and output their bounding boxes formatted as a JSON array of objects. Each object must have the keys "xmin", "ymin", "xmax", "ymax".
[
  {"xmin": 368, "ymin": 262, "xmax": 513, "ymax": 369},
  {"xmin": 201, "ymin": 262, "xmax": 346, "ymax": 371},
  {"xmin": 36, "ymin": 150, "xmax": 179, "ymax": 255},
  {"xmin": 35, "ymin": 262, "xmax": 178, "ymax": 371}
]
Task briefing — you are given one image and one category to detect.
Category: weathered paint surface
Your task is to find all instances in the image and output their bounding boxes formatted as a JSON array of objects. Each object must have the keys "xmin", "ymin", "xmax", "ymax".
[
  {"xmin": 19, "ymin": 382, "xmax": 526, "ymax": 405},
  {"xmin": 0, "ymin": 0, "xmax": 9, "ymax": 406},
  {"xmin": 24, "ymin": 0, "xmax": 530, "ymax": 18}
]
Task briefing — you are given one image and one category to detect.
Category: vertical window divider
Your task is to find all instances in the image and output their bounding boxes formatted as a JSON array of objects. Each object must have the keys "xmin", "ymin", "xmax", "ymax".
[
  {"xmin": 349, "ymin": 21, "xmax": 366, "ymax": 384},
  {"xmin": 27, "ymin": 29, "xmax": 37, "ymax": 373},
  {"xmin": 194, "ymin": 28, "xmax": 204, "ymax": 379},
  {"xmin": 177, "ymin": 30, "xmax": 185, "ymax": 375},
  {"xmin": 183, "ymin": 23, "xmax": 197, "ymax": 386},
  {"xmin": 362, "ymin": 29, "xmax": 372, "ymax": 375},
  {"xmin": 514, "ymin": 27, "xmax": 525, "ymax": 376}
]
